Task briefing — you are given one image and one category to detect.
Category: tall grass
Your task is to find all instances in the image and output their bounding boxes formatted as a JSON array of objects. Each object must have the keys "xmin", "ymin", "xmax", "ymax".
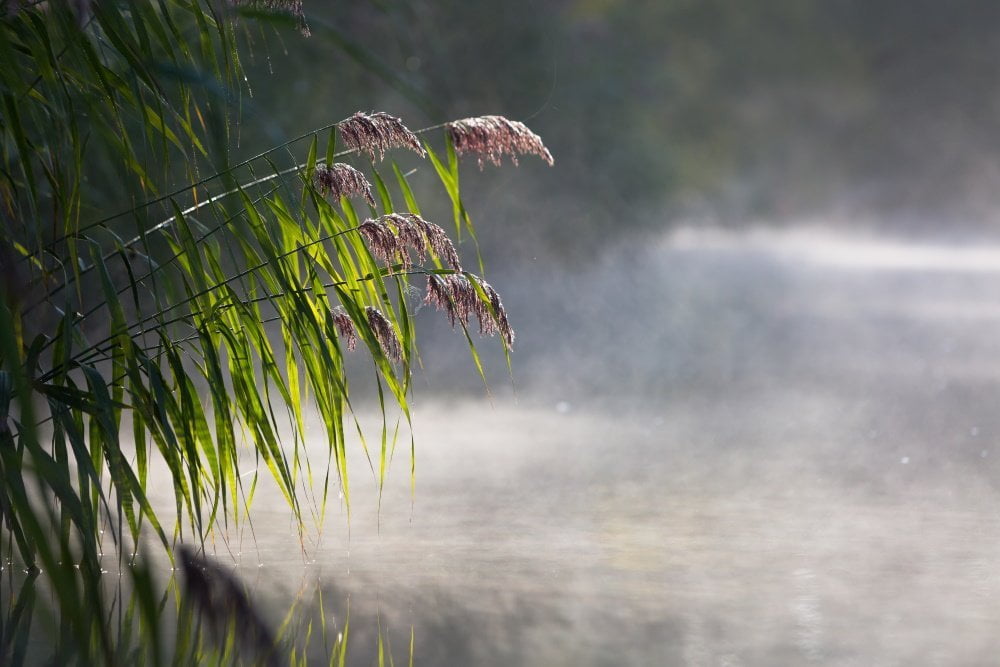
[{"xmin": 0, "ymin": 2, "xmax": 551, "ymax": 663}]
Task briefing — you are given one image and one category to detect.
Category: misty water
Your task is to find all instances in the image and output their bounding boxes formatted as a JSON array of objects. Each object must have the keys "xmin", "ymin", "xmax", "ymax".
[{"xmin": 177, "ymin": 227, "xmax": 1000, "ymax": 665}]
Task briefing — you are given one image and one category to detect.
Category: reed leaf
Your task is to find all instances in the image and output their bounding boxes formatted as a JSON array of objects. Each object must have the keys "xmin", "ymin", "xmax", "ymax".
[{"xmin": 0, "ymin": 1, "xmax": 552, "ymax": 662}]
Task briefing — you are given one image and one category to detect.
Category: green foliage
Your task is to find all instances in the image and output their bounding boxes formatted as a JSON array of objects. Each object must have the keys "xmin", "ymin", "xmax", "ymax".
[{"xmin": 0, "ymin": 2, "xmax": 549, "ymax": 663}]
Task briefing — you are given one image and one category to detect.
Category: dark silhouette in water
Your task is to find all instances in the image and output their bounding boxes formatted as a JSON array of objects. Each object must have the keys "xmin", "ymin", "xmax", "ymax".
[{"xmin": 178, "ymin": 545, "xmax": 280, "ymax": 666}]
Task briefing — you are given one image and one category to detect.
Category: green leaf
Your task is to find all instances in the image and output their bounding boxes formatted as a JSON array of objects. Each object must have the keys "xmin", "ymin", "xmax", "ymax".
[
  {"xmin": 391, "ymin": 161, "xmax": 421, "ymax": 215},
  {"xmin": 371, "ymin": 166, "xmax": 393, "ymax": 213}
]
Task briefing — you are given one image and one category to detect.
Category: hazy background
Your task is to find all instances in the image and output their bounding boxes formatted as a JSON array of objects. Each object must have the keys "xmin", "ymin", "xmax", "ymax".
[
  {"xmin": 207, "ymin": 3, "xmax": 1000, "ymax": 664},
  {"xmin": 244, "ymin": 1, "xmax": 1000, "ymax": 250}
]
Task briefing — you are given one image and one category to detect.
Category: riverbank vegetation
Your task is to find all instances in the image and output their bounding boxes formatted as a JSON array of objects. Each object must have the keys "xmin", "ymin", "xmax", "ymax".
[{"xmin": 0, "ymin": 2, "xmax": 550, "ymax": 663}]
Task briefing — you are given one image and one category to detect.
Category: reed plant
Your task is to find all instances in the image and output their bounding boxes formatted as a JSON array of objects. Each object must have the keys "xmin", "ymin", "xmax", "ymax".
[{"xmin": 0, "ymin": 2, "xmax": 551, "ymax": 663}]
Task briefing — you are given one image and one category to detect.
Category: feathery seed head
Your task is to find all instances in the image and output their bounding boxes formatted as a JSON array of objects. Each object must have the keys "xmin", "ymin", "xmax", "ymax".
[
  {"xmin": 359, "ymin": 214, "xmax": 462, "ymax": 270},
  {"xmin": 424, "ymin": 273, "xmax": 514, "ymax": 348},
  {"xmin": 330, "ymin": 306, "xmax": 358, "ymax": 351},
  {"xmin": 446, "ymin": 115, "xmax": 554, "ymax": 169},
  {"xmin": 339, "ymin": 111, "xmax": 425, "ymax": 162},
  {"xmin": 358, "ymin": 220, "xmax": 402, "ymax": 266},
  {"xmin": 414, "ymin": 216, "xmax": 463, "ymax": 271},
  {"xmin": 365, "ymin": 307, "xmax": 402, "ymax": 362},
  {"xmin": 314, "ymin": 163, "xmax": 376, "ymax": 207},
  {"xmin": 424, "ymin": 274, "xmax": 451, "ymax": 319},
  {"xmin": 474, "ymin": 277, "xmax": 514, "ymax": 347}
]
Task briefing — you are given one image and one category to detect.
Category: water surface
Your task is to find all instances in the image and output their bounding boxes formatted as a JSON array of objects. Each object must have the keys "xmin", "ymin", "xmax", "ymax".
[{"xmin": 207, "ymin": 228, "xmax": 1000, "ymax": 665}]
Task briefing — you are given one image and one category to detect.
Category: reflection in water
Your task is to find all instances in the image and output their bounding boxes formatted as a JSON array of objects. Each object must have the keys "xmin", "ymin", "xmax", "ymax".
[
  {"xmin": 179, "ymin": 545, "xmax": 280, "ymax": 666},
  {"xmin": 233, "ymin": 229, "xmax": 1000, "ymax": 665}
]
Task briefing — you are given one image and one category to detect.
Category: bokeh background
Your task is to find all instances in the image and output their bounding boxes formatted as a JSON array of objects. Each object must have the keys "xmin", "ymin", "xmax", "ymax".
[
  {"xmin": 216, "ymin": 4, "xmax": 1000, "ymax": 664},
  {"xmin": 248, "ymin": 1, "xmax": 1000, "ymax": 245}
]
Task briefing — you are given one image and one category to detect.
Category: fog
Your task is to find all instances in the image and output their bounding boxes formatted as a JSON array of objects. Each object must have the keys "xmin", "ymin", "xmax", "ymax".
[
  {"xmin": 10, "ymin": 3, "xmax": 1000, "ymax": 664},
  {"xmin": 188, "ymin": 224, "xmax": 1000, "ymax": 665},
  {"xmin": 164, "ymin": 4, "xmax": 1000, "ymax": 662}
]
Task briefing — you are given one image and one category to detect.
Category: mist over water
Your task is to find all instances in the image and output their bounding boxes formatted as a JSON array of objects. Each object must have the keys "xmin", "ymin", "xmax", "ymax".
[
  {"xmin": 12, "ymin": 4, "xmax": 1000, "ymax": 663},
  {"xmin": 203, "ymin": 225, "xmax": 1000, "ymax": 665}
]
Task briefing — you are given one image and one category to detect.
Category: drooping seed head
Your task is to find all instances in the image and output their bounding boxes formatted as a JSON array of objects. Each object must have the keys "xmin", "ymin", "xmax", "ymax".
[
  {"xmin": 424, "ymin": 273, "xmax": 514, "ymax": 348},
  {"xmin": 359, "ymin": 214, "xmax": 462, "ymax": 271},
  {"xmin": 446, "ymin": 115, "xmax": 554, "ymax": 169},
  {"xmin": 385, "ymin": 213, "xmax": 428, "ymax": 267},
  {"xmin": 424, "ymin": 274, "xmax": 473, "ymax": 327},
  {"xmin": 411, "ymin": 215, "xmax": 463, "ymax": 271},
  {"xmin": 330, "ymin": 306, "xmax": 358, "ymax": 351},
  {"xmin": 365, "ymin": 307, "xmax": 403, "ymax": 362},
  {"xmin": 388, "ymin": 213, "xmax": 462, "ymax": 271},
  {"xmin": 358, "ymin": 220, "xmax": 405, "ymax": 267},
  {"xmin": 314, "ymin": 163, "xmax": 376, "ymax": 207},
  {"xmin": 424, "ymin": 274, "xmax": 452, "ymax": 321},
  {"xmin": 472, "ymin": 277, "xmax": 515, "ymax": 347},
  {"xmin": 339, "ymin": 111, "xmax": 425, "ymax": 162}
]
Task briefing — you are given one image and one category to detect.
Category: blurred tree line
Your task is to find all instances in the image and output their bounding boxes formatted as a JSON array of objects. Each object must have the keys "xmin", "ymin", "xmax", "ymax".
[{"xmin": 170, "ymin": 1, "xmax": 1000, "ymax": 256}]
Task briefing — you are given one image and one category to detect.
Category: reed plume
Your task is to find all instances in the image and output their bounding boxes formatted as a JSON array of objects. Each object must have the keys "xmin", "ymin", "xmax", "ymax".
[
  {"xmin": 331, "ymin": 306, "xmax": 358, "ymax": 351},
  {"xmin": 313, "ymin": 163, "xmax": 376, "ymax": 207},
  {"xmin": 358, "ymin": 213, "xmax": 462, "ymax": 270},
  {"xmin": 446, "ymin": 115, "xmax": 554, "ymax": 168},
  {"xmin": 0, "ymin": 1, "xmax": 560, "ymax": 661},
  {"xmin": 365, "ymin": 306, "xmax": 402, "ymax": 362},
  {"xmin": 339, "ymin": 111, "xmax": 426, "ymax": 161},
  {"xmin": 424, "ymin": 273, "xmax": 514, "ymax": 347}
]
